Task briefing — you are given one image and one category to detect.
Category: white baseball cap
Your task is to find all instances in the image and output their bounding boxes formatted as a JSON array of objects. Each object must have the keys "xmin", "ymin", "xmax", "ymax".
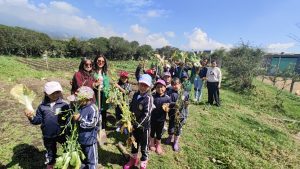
[
  {"xmin": 138, "ymin": 74, "xmax": 152, "ymax": 87},
  {"xmin": 44, "ymin": 81, "xmax": 63, "ymax": 95}
]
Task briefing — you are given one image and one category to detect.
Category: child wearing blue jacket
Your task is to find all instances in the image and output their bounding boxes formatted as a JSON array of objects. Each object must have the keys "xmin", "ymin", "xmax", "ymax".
[
  {"xmin": 24, "ymin": 81, "xmax": 70, "ymax": 169},
  {"xmin": 124, "ymin": 74, "xmax": 154, "ymax": 169},
  {"xmin": 166, "ymin": 78, "xmax": 189, "ymax": 152},
  {"xmin": 71, "ymin": 86, "xmax": 99, "ymax": 169},
  {"xmin": 149, "ymin": 79, "xmax": 171, "ymax": 155}
]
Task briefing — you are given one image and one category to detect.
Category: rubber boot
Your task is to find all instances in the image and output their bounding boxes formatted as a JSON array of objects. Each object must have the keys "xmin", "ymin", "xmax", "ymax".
[
  {"xmin": 149, "ymin": 137, "xmax": 156, "ymax": 151},
  {"xmin": 140, "ymin": 160, "xmax": 148, "ymax": 169},
  {"xmin": 123, "ymin": 153, "xmax": 139, "ymax": 169},
  {"xmin": 46, "ymin": 165, "xmax": 54, "ymax": 169},
  {"xmin": 155, "ymin": 140, "xmax": 163, "ymax": 155},
  {"xmin": 173, "ymin": 136, "xmax": 180, "ymax": 152},
  {"xmin": 165, "ymin": 134, "xmax": 173, "ymax": 145}
]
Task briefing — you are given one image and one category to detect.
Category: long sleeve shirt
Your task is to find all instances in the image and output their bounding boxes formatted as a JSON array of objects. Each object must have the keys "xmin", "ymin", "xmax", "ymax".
[
  {"xmin": 206, "ymin": 67, "xmax": 222, "ymax": 84},
  {"xmin": 30, "ymin": 98, "xmax": 70, "ymax": 138},
  {"xmin": 129, "ymin": 91, "xmax": 154, "ymax": 130},
  {"xmin": 78, "ymin": 103, "xmax": 99, "ymax": 145},
  {"xmin": 151, "ymin": 93, "xmax": 171, "ymax": 122},
  {"xmin": 71, "ymin": 70, "xmax": 95, "ymax": 94}
]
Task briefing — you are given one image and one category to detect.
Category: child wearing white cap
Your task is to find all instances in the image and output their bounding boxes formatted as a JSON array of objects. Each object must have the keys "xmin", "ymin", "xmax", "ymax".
[
  {"xmin": 123, "ymin": 74, "xmax": 154, "ymax": 169},
  {"xmin": 71, "ymin": 86, "xmax": 99, "ymax": 169},
  {"xmin": 24, "ymin": 81, "xmax": 70, "ymax": 169}
]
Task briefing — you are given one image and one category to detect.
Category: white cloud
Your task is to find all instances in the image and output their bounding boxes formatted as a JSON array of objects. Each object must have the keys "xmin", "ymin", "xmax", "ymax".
[
  {"xmin": 125, "ymin": 24, "xmax": 170, "ymax": 48},
  {"xmin": 146, "ymin": 33, "xmax": 169, "ymax": 48},
  {"xmin": 266, "ymin": 43, "xmax": 295, "ymax": 53},
  {"xmin": 184, "ymin": 28, "xmax": 231, "ymax": 50},
  {"xmin": 146, "ymin": 9, "xmax": 167, "ymax": 18},
  {"xmin": 130, "ymin": 24, "xmax": 148, "ymax": 35},
  {"xmin": 94, "ymin": 0, "xmax": 168, "ymax": 20},
  {"xmin": 165, "ymin": 31, "xmax": 175, "ymax": 38},
  {"xmin": 49, "ymin": 1, "xmax": 79, "ymax": 14},
  {"xmin": 0, "ymin": 0, "xmax": 116, "ymax": 38}
]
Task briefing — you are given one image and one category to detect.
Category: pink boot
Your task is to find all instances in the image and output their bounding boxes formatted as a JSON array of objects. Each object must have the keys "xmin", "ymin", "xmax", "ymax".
[
  {"xmin": 173, "ymin": 136, "xmax": 180, "ymax": 152},
  {"xmin": 46, "ymin": 165, "xmax": 54, "ymax": 169},
  {"xmin": 123, "ymin": 154, "xmax": 139, "ymax": 169},
  {"xmin": 149, "ymin": 137, "xmax": 156, "ymax": 151},
  {"xmin": 140, "ymin": 160, "xmax": 148, "ymax": 169},
  {"xmin": 165, "ymin": 134, "xmax": 173, "ymax": 145},
  {"xmin": 155, "ymin": 140, "xmax": 163, "ymax": 155}
]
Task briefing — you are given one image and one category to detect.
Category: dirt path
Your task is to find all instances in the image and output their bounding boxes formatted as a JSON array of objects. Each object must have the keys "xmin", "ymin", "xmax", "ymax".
[{"xmin": 257, "ymin": 76, "xmax": 300, "ymax": 95}]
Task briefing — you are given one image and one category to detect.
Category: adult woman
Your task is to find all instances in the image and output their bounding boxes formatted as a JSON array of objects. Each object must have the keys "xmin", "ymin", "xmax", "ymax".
[
  {"xmin": 93, "ymin": 54, "xmax": 110, "ymax": 130},
  {"xmin": 206, "ymin": 60, "xmax": 222, "ymax": 106},
  {"xmin": 71, "ymin": 57, "xmax": 94, "ymax": 94}
]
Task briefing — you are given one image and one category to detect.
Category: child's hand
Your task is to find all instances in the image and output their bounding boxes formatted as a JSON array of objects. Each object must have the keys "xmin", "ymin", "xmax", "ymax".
[
  {"xmin": 24, "ymin": 109, "xmax": 34, "ymax": 120},
  {"xmin": 93, "ymin": 80, "xmax": 101, "ymax": 88},
  {"xmin": 73, "ymin": 113, "xmax": 81, "ymax": 121}
]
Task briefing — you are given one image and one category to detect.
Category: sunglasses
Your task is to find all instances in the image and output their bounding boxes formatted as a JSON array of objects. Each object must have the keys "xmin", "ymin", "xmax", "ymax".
[
  {"xmin": 97, "ymin": 60, "xmax": 105, "ymax": 63},
  {"xmin": 84, "ymin": 63, "xmax": 92, "ymax": 67}
]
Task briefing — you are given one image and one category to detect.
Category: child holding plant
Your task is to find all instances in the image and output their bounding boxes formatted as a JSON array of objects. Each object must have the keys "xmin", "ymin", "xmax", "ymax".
[
  {"xmin": 124, "ymin": 74, "xmax": 154, "ymax": 169},
  {"xmin": 114, "ymin": 71, "xmax": 132, "ymax": 122},
  {"xmin": 71, "ymin": 86, "xmax": 99, "ymax": 169},
  {"xmin": 166, "ymin": 78, "xmax": 189, "ymax": 151},
  {"xmin": 149, "ymin": 79, "xmax": 171, "ymax": 155},
  {"xmin": 24, "ymin": 81, "xmax": 70, "ymax": 169}
]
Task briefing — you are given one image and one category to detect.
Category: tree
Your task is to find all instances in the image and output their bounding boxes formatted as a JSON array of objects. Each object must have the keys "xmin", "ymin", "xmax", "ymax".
[
  {"xmin": 156, "ymin": 46, "xmax": 179, "ymax": 60},
  {"xmin": 66, "ymin": 37, "xmax": 81, "ymax": 57},
  {"xmin": 135, "ymin": 44, "xmax": 153, "ymax": 60},
  {"xmin": 88, "ymin": 37, "xmax": 109, "ymax": 56},
  {"xmin": 210, "ymin": 48, "xmax": 227, "ymax": 68},
  {"xmin": 224, "ymin": 43, "xmax": 265, "ymax": 92}
]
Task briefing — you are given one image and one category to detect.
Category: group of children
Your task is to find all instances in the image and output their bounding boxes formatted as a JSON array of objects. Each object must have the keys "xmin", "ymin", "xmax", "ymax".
[{"xmin": 23, "ymin": 57, "xmax": 221, "ymax": 169}]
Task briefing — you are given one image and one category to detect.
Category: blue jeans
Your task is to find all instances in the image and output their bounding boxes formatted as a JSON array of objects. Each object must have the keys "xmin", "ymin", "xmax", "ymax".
[{"xmin": 194, "ymin": 76, "xmax": 203, "ymax": 102}]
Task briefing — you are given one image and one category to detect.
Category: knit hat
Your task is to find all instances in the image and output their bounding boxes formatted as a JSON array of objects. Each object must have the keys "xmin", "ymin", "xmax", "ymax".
[
  {"xmin": 138, "ymin": 74, "xmax": 152, "ymax": 87},
  {"xmin": 44, "ymin": 81, "xmax": 63, "ymax": 95},
  {"xmin": 67, "ymin": 86, "xmax": 94, "ymax": 101}
]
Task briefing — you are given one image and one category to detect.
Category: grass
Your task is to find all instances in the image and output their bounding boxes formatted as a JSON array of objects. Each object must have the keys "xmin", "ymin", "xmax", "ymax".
[{"xmin": 0, "ymin": 56, "xmax": 300, "ymax": 168}]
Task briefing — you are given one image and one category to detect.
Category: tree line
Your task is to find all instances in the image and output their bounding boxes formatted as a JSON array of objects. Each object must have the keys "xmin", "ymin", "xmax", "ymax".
[{"xmin": 0, "ymin": 24, "xmax": 188, "ymax": 60}]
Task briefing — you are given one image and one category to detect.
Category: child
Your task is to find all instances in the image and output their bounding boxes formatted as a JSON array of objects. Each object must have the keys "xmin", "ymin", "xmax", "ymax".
[
  {"xmin": 181, "ymin": 72, "xmax": 192, "ymax": 94},
  {"xmin": 163, "ymin": 71, "xmax": 172, "ymax": 93},
  {"xmin": 166, "ymin": 78, "xmax": 189, "ymax": 151},
  {"xmin": 124, "ymin": 74, "xmax": 154, "ymax": 169},
  {"xmin": 114, "ymin": 71, "xmax": 132, "ymax": 124},
  {"xmin": 24, "ymin": 81, "xmax": 70, "ymax": 169},
  {"xmin": 149, "ymin": 79, "xmax": 171, "ymax": 155},
  {"xmin": 193, "ymin": 64, "xmax": 203, "ymax": 103},
  {"xmin": 71, "ymin": 86, "xmax": 99, "ymax": 169}
]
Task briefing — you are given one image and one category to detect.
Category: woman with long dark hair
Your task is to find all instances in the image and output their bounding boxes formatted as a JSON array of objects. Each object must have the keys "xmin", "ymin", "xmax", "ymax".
[
  {"xmin": 71, "ymin": 57, "xmax": 94, "ymax": 94},
  {"xmin": 93, "ymin": 54, "xmax": 110, "ymax": 130}
]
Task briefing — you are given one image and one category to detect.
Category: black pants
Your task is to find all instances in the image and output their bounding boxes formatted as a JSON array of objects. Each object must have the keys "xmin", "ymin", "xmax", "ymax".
[
  {"xmin": 131, "ymin": 127, "xmax": 149, "ymax": 161},
  {"xmin": 168, "ymin": 110, "xmax": 175, "ymax": 135},
  {"xmin": 150, "ymin": 120, "xmax": 164, "ymax": 140},
  {"xmin": 115, "ymin": 105, "xmax": 122, "ymax": 121},
  {"xmin": 43, "ymin": 136, "xmax": 66, "ymax": 165},
  {"xmin": 207, "ymin": 82, "xmax": 220, "ymax": 106}
]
